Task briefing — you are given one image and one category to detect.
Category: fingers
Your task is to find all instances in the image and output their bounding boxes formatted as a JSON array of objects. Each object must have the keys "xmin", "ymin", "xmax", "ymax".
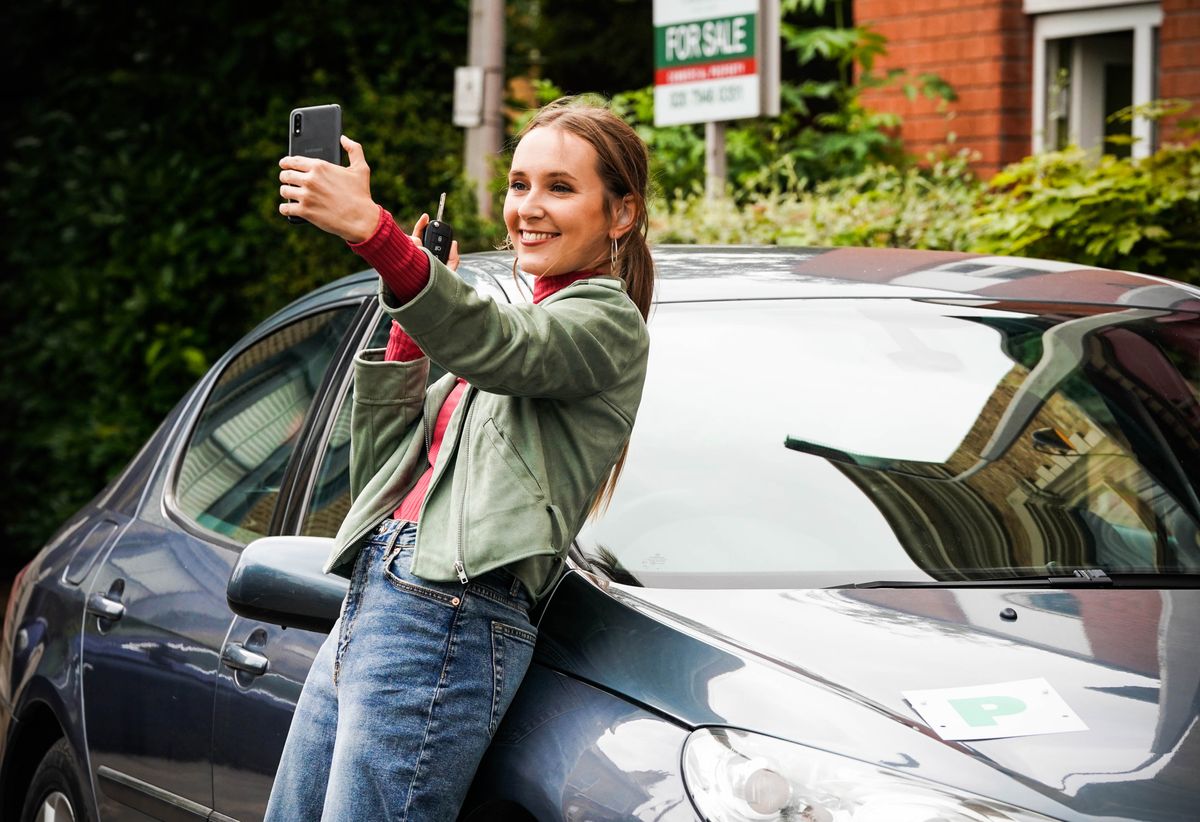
[
  {"xmin": 410, "ymin": 213, "xmax": 430, "ymax": 243},
  {"xmin": 342, "ymin": 135, "xmax": 367, "ymax": 168},
  {"xmin": 279, "ymin": 155, "xmax": 319, "ymax": 172},
  {"xmin": 278, "ymin": 168, "xmax": 307, "ymax": 205},
  {"xmin": 274, "ymin": 140, "xmax": 379, "ymax": 240},
  {"xmin": 447, "ymin": 240, "xmax": 460, "ymax": 271}
]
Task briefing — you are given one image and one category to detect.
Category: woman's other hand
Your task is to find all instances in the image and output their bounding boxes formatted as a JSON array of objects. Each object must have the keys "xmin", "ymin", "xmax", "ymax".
[
  {"xmin": 279, "ymin": 135, "xmax": 379, "ymax": 243},
  {"xmin": 410, "ymin": 213, "xmax": 460, "ymax": 271}
]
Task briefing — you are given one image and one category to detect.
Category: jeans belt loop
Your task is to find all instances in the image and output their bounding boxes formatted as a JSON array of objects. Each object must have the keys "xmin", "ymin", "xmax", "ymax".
[{"xmin": 382, "ymin": 522, "xmax": 404, "ymax": 564}]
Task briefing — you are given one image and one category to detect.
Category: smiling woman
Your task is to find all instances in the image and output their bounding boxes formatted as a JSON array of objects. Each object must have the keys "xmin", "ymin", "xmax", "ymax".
[
  {"xmin": 504, "ymin": 101, "xmax": 656, "ymax": 320},
  {"xmin": 504, "ymin": 127, "xmax": 624, "ymax": 278},
  {"xmin": 268, "ymin": 96, "xmax": 655, "ymax": 821},
  {"xmin": 501, "ymin": 127, "xmax": 614, "ymax": 276}
]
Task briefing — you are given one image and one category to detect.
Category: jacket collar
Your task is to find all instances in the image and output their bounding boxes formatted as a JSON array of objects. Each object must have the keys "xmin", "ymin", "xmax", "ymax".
[{"xmin": 533, "ymin": 270, "xmax": 610, "ymax": 303}]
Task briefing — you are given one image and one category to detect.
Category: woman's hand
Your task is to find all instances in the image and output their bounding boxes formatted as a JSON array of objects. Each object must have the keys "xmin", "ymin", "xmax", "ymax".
[
  {"xmin": 410, "ymin": 213, "xmax": 460, "ymax": 271},
  {"xmin": 279, "ymin": 135, "xmax": 379, "ymax": 243}
]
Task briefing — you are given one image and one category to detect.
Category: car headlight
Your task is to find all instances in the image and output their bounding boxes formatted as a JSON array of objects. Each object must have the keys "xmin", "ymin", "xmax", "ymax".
[{"xmin": 682, "ymin": 728, "xmax": 1056, "ymax": 822}]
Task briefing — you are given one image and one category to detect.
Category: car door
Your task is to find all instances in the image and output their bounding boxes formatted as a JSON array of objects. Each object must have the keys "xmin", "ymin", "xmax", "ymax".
[
  {"xmin": 80, "ymin": 303, "xmax": 362, "ymax": 821},
  {"xmin": 209, "ymin": 262, "xmax": 517, "ymax": 822}
]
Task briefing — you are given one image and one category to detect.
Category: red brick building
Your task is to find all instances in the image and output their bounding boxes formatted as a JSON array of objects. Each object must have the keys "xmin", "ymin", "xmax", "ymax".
[{"xmin": 856, "ymin": 0, "xmax": 1200, "ymax": 176}]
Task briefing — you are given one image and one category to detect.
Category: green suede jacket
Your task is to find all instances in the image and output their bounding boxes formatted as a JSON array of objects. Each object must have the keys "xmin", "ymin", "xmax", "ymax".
[{"xmin": 324, "ymin": 250, "xmax": 650, "ymax": 600}]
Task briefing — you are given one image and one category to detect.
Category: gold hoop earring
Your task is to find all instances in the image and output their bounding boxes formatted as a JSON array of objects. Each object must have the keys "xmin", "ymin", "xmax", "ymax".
[{"xmin": 610, "ymin": 237, "xmax": 619, "ymax": 277}]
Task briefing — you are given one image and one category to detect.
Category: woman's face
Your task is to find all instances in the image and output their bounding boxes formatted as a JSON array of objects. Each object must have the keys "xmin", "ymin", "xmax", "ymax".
[{"xmin": 504, "ymin": 126, "xmax": 615, "ymax": 277}]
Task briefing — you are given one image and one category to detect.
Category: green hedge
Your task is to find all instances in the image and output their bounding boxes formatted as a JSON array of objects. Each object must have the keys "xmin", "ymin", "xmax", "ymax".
[
  {"xmin": 651, "ymin": 151, "xmax": 979, "ymax": 249},
  {"xmin": 0, "ymin": 2, "xmax": 496, "ymax": 565},
  {"xmin": 650, "ymin": 140, "xmax": 1200, "ymax": 286},
  {"xmin": 970, "ymin": 143, "xmax": 1200, "ymax": 283}
]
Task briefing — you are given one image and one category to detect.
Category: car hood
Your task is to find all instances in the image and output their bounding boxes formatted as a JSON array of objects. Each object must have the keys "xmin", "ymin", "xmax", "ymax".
[{"xmin": 539, "ymin": 575, "xmax": 1200, "ymax": 821}]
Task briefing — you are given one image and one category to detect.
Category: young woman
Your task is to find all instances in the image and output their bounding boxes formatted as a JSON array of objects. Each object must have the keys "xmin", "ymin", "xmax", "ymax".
[{"xmin": 267, "ymin": 98, "xmax": 653, "ymax": 820}]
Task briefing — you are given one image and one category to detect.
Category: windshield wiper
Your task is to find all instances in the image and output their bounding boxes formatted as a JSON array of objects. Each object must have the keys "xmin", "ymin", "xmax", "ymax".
[
  {"xmin": 842, "ymin": 570, "xmax": 1116, "ymax": 588},
  {"xmin": 841, "ymin": 570, "xmax": 1200, "ymax": 589}
]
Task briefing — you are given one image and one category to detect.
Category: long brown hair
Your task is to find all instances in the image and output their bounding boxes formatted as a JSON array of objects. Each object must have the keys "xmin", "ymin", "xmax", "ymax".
[{"xmin": 515, "ymin": 97, "xmax": 654, "ymax": 514}]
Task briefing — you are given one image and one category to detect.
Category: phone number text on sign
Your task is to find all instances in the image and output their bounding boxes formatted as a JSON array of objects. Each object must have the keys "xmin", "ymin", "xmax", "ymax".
[{"xmin": 654, "ymin": 76, "xmax": 758, "ymax": 126}]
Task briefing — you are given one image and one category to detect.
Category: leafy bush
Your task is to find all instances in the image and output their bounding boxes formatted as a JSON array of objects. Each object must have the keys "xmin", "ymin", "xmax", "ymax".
[
  {"xmin": 970, "ymin": 140, "xmax": 1200, "ymax": 284},
  {"xmin": 651, "ymin": 152, "xmax": 981, "ymax": 249},
  {"xmin": 651, "ymin": 137, "xmax": 1200, "ymax": 288}
]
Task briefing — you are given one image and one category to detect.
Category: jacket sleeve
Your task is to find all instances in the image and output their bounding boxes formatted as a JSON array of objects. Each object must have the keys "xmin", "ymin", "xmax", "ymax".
[
  {"xmin": 380, "ymin": 250, "xmax": 648, "ymax": 400},
  {"xmin": 348, "ymin": 349, "xmax": 429, "ymax": 501}
]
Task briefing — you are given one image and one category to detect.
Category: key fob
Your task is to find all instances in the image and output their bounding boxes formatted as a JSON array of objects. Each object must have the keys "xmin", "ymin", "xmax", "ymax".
[
  {"xmin": 422, "ymin": 192, "xmax": 454, "ymax": 264},
  {"xmin": 423, "ymin": 220, "xmax": 454, "ymax": 264}
]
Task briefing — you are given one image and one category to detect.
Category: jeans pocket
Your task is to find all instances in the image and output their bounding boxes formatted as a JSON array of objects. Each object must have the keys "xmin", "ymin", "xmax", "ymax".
[
  {"xmin": 382, "ymin": 545, "xmax": 463, "ymax": 607},
  {"xmin": 489, "ymin": 621, "xmax": 537, "ymax": 736}
]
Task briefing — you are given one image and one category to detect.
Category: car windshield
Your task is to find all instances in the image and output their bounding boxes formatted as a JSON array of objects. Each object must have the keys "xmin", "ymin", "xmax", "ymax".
[{"xmin": 577, "ymin": 298, "xmax": 1200, "ymax": 588}]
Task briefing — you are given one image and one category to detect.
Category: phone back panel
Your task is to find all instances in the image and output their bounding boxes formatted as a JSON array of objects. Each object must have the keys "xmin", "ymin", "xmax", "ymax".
[{"xmin": 289, "ymin": 104, "xmax": 342, "ymax": 164}]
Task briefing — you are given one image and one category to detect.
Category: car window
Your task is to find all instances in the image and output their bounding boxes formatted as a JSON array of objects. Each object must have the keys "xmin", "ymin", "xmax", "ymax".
[
  {"xmin": 302, "ymin": 391, "xmax": 354, "ymax": 538},
  {"xmin": 174, "ymin": 307, "xmax": 358, "ymax": 543},
  {"xmin": 578, "ymin": 299, "xmax": 1200, "ymax": 588}
]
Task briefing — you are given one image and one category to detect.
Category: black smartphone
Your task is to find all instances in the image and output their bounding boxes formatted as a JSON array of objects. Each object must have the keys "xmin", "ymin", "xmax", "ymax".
[{"xmin": 287, "ymin": 103, "xmax": 342, "ymax": 224}]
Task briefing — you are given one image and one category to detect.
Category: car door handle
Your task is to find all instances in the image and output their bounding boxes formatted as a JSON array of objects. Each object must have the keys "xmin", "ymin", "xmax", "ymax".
[
  {"xmin": 221, "ymin": 642, "xmax": 270, "ymax": 676},
  {"xmin": 86, "ymin": 592, "xmax": 126, "ymax": 621}
]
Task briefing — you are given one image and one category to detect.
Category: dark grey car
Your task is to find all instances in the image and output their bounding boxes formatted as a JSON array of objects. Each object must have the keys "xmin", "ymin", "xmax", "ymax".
[{"xmin": 3, "ymin": 246, "xmax": 1199, "ymax": 821}]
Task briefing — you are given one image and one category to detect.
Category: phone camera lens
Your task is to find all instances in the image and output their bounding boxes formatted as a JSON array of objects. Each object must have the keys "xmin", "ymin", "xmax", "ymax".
[{"xmin": 293, "ymin": 113, "xmax": 302, "ymax": 136}]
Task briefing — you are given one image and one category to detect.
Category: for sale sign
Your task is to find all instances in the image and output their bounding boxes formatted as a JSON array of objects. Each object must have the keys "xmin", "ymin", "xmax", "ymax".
[{"xmin": 654, "ymin": 0, "xmax": 762, "ymax": 126}]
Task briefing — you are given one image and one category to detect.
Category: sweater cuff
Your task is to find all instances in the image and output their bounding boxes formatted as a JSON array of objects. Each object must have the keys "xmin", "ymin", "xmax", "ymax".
[
  {"xmin": 385, "ymin": 320, "xmax": 425, "ymax": 362},
  {"xmin": 348, "ymin": 206, "xmax": 430, "ymax": 303}
]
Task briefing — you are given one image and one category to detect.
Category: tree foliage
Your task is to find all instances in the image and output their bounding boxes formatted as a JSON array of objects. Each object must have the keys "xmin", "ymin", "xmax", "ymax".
[{"xmin": 0, "ymin": 1, "xmax": 485, "ymax": 563}]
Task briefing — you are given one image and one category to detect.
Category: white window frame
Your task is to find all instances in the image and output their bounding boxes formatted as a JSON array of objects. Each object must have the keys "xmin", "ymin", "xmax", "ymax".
[{"xmin": 1030, "ymin": 3, "xmax": 1162, "ymax": 158}]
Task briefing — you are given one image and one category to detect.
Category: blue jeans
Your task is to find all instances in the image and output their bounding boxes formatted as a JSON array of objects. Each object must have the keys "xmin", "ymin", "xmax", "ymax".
[{"xmin": 265, "ymin": 519, "xmax": 537, "ymax": 821}]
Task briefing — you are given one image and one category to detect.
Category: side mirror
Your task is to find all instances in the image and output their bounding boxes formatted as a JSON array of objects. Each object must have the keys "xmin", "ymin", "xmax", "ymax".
[{"xmin": 226, "ymin": 535, "xmax": 346, "ymax": 633}]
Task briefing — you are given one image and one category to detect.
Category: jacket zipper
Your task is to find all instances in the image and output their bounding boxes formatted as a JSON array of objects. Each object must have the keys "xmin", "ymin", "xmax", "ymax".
[
  {"xmin": 423, "ymin": 401, "xmax": 433, "ymax": 461},
  {"xmin": 415, "ymin": 383, "xmax": 475, "ymax": 584},
  {"xmin": 454, "ymin": 398, "xmax": 479, "ymax": 584}
]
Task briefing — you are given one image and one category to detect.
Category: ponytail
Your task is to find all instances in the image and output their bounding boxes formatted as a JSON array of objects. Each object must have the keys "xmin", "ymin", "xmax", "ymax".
[{"xmin": 616, "ymin": 221, "xmax": 653, "ymax": 322}]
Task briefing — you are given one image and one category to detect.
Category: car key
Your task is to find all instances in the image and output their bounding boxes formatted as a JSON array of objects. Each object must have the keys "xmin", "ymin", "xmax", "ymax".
[{"xmin": 422, "ymin": 193, "xmax": 454, "ymax": 264}]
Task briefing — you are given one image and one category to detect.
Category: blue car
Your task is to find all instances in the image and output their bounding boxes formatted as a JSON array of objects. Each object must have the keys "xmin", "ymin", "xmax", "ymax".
[{"xmin": 3, "ymin": 246, "xmax": 1199, "ymax": 821}]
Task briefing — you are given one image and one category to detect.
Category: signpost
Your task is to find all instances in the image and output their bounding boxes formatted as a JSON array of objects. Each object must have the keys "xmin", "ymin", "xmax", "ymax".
[{"xmin": 653, "ymin": 0, "xmax": 779, "ymax": 197}]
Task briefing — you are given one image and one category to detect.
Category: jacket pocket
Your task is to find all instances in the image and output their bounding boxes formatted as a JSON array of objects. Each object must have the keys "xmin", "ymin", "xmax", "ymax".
[
  {"xmin": 481, "ymin": 418, "xmax": 544, "ymax": 500},
  {"xmin": 456, "ymin": 418, "xmax": 557, "ymax": 575}
]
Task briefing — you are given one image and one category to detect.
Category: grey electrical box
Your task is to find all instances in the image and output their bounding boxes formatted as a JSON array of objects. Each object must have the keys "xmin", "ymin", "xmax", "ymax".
[{"xmin": 453, "ymin": 66, "xmax": 485, "ymax": 128}]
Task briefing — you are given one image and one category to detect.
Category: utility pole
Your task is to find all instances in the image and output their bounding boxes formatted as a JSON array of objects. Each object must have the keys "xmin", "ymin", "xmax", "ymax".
[{"xmin": 463, "ymin": 0, "xmax": 505, "ymax": 219}]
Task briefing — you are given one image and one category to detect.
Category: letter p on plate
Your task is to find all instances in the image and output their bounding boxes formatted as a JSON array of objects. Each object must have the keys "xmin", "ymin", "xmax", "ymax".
[
  {"xmin": 904, "ymin": 678, "xmax": 1086, "ymax": 740},
  {"xmin": 949, "ymin": 695, "xmax": 1027, "ymax": 727}
]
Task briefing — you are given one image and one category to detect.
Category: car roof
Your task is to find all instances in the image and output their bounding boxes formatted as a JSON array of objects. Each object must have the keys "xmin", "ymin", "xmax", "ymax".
[
  {"xmin": 643, "ymin": 246, "xmax": 1200, "ymax": 311},
  {"xmin": 285, "ymin": 244, "xmax": 1200, "ymax": 320}
]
